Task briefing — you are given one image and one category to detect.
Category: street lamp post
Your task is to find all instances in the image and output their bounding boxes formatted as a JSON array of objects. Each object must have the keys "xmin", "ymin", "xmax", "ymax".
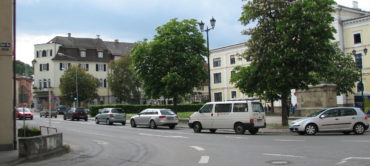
[
  {"xmin": 199, "ymin": 17, "xmax": 216, "ymax": 102},
  {"xmin": 353, "ymin": 47, "xmax": 368, "ymax": 112}
]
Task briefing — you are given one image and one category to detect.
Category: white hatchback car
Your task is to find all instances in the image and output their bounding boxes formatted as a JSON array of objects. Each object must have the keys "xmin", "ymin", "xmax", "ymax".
[
  {"xmin": 289, "ymin": 107, "xmax": 369, "ymax": 135},
  {"xmin": 188, "ymin": 100, "xmax": 266, "ymax": 135}
]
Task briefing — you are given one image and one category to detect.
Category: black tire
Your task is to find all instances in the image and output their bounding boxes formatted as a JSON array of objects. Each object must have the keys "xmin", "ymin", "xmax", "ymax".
[
  {"xmin": 106, "ymin": 119, "xmax": 113, "ymax": 125},
  {"xmin": 150, "ymin": 120, "xmax": 157, "ymax": 129},
  {"xmin": 130, "ymin": 119, "xmax": 136, "ymax": 128},
  {"xmin": 343, "ymin": 131, "xmax": 351, "ymax": 135},
  {"xmin": 169, "ymin": 125, "xmax": 176, "ymax": 129},
  {"xmin": 40, "ymin": 114, "xmax": 42, "ymax": 118},
  {"xmin": 353, "ymin": 123, "xmax": 365, "ymax": 135},
  {"xmin": 84, "ymin": 118, "xmax": 88, "ymax": 121},
  {"xmin": 234, "ymin": 123, "xmax": 246, "ymax": 135},
  {"xmin": 298, "ymin": 131, "xmax": 305, "ymax": 135},
  {"xmin": 122, "ymin": 121, "xmax": 126, "ymax": 126},
  {"xmin": 193, "ymin": 122, "xmax": 202, "ymax": 133},
  {"xmin": 209, "ymin": 129, "xmax": 217, "ymax": 133},
  {"xmin": 30, "ymin": 117, "xmax": 33, "ymax": 120},
  {"xmin": 248, "ymin": 128, "xmax": 259, "ymax": 135},
  {"xmin": 95, "ymin": 118, "xmax": 99, "ymax": 124},
  {"xmin": 55, "ymin": 116, "xmax": 57, "ymax": 118},
  {"xmin": 63, "ymin": 115, "xmax": 66, "ymax": 120},
  {"xmin": 305, "ymin": 124, "xmax": 317, "ymax": 135}
]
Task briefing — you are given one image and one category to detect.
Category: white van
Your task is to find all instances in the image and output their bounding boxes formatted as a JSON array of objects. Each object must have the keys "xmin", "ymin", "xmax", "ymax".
[{"xmin": 188, "ymin": 100, "xmax": 266, "ymax": 135}]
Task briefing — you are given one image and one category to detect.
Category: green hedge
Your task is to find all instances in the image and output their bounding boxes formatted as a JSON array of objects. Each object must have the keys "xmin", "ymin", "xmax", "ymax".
[{"xmin": 88, "ymin": 104, "xmax": 203, "ymax": 117}]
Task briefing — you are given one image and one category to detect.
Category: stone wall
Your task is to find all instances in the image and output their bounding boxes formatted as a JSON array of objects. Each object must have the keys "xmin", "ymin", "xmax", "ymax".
[
  {"xmin": 296, "ymin": 84, "xmax": 337, "ymax": 116},
  {"xmin": 18, "ymin": 133, "xmax": 63, "ymax": 159}
]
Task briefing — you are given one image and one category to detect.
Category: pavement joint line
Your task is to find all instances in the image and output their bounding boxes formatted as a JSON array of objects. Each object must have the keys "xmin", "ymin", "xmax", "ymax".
[
  {"xmin": 273, "ymin": 139, "xmax": 305, "ymax": 142},
  {"xmin": 190, "ymin": 146, "xmax": 205, "ymax": 151},
  {"xmin": 139, "ymin": 133, "xmax": 188, "ymax": 139},
  {"xmin": 336, "ymin": 157, "xmax": 370, "ymax": 165},
  {"xmin": 263, "ymin": 153, "xmax": 304, "ymax": 158},
  {"xmin": 225, "ymin": 136, "xmax": 248, "ymax": 139},
  {"xmin": 198, "ymin": 156, "xmax": 210, "ymax": 164},
  {"xmin": 341, "ymin": 140, "xmax": 370, "ymax": 143}
]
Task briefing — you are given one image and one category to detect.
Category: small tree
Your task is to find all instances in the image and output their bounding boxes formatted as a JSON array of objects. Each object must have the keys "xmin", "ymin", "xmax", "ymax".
[
  {"xmin": 108, "ymin": 55, "xmax": 141, "ymax": 104},
  {"xmin": 60, "ymin": 66, "xmax": 99, "ymax": 106},
  {"xmin": 132, "ymin": 18, "xmax": 207, "ymax": 105}
]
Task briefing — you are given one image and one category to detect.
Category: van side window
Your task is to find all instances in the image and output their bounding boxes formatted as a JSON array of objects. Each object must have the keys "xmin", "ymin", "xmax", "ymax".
[
  {"xmin": 199, "ymin": 104, "xmax": 213, "ymax": 113},
  {"xmin": 252, "ymin": 103, "xmax": 264, "ymax": 112},
  {"xmin": 233, "ymin": 103, "xmax": 248, "ymax": 112},
  {"xmin": 215, "ymin": 104, "xmax": 232, "ymax": 113}
]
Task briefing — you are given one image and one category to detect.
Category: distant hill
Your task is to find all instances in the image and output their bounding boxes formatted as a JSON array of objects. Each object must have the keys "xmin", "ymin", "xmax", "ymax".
[{"xmin": 16, "ymin": 60, "xmax": 33, "ymax": 76}]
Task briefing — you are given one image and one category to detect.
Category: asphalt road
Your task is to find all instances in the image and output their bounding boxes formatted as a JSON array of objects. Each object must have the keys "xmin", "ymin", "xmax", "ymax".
[{"xmin": 16, "ymin": 113, "xmax": 370, "ymax": 166}]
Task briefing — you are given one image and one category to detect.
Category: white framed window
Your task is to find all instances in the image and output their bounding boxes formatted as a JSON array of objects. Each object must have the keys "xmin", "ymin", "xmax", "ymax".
[
  {"xmin": 354, "ymin": 33, "xmax": 361, "ymax": 44},
  {"xmin": 214, "ymin": 92, "xmax": 222, "ymax": 101},
  {"xmin": 60, "ymin": 63, "xmax": 69, "ymax": 71},
  {"xmin": 81, "ymin": 50, "xmax": 86, "ymax": 57},
  {"xmin": 230, "ymin": 55, "xmax": 235, "ymax": 65},
  {"xmin": 213, "ymin": 58, "xmax": 221, "ymax": 67},
  {"xmin": 231, "ymin": 91, "xmax": 237, "ymax": 99},
  {"xmin": 98, "ymin": 51, "xmax": 103, "ymax": 58},
  {"xmin": 214, "ymin": 73, "xmax": 222, "ymax": 84},
  {"xmin": 99, "ymin": 79, "xmax": 104, "ymax": 88},
  {"xmin": 96, "ymin": 64, "xmax": 106, "ymax": 71}
]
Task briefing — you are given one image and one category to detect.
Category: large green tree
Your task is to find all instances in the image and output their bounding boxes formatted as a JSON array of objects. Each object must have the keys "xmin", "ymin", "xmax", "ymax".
[
  {"xmin": 233, "ymin": 0, "xmax": 359, "ymax": 126},
  {"xmin": 16, "ymin": 60, "xmax": 33, "ymax": 76},
  {"xmin": 132, "ymin": 18, "xmax": 207, "ymax": 105},
  {"xmin": 108, "ymin": 55, "xmax": 141, "ymax": 104},
  {"xmin": 60, "ymin": 66, "xmax": 99, "ymax": 105}
]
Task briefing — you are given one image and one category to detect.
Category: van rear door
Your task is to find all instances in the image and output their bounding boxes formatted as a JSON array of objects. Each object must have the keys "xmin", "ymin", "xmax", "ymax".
[{"xmin": 250, "ymin": 102, "xmax": 265, "ymax": 127}]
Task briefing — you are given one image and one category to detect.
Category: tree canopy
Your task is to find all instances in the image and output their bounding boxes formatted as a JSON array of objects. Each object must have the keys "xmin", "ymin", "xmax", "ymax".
[
  {"xmin": 59, "ymin": 66, "xmax": 99, "ymax": 105},
  {"xmin": 108, "ymin": 55, "xmax": 141, "ymax": 104},
  {"xmin": 16, "ymin": 60, "xmax": 33, "ymax": 76},
  {"xmin": 233, "ymin": 0, "xmax": 359, "ymax": 125},
  {"xmin": 132, "ymin": 18, "xmax": 207, "ymax": 105}
]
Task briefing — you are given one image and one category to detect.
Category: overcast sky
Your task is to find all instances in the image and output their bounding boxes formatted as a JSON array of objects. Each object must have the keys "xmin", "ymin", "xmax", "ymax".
[{"xmin": 16, "ymin": 0, "xmax": 370, "ymax": 65}]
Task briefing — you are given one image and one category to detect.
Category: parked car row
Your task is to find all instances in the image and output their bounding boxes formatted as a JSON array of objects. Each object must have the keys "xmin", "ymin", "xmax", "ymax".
[
  {"xmin": 40, "ymin": 108, "xmax": 58, "ymax": 118},
  {"xmin": 63, "ymin": 107, "xmax": 88, "ymax": 121}
]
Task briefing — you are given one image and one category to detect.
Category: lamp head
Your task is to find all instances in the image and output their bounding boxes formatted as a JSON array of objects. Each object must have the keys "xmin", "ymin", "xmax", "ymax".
[{"xmin": 210, "ymin": 17, "xmax": 216, "ymax": 29}]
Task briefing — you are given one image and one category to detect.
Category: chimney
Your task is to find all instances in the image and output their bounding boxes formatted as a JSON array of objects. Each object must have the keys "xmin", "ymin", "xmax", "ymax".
[
  {"xmin": 352, "ymin": 1, "xmax": 358, "ymax": 9},
  {"xmin": 114, "ymin": 39, "xmax": 119, "ymax": 43},
  {"xmin": 97, "ymin": 35, "xmax": 100, "ymax": 39},
  {"xmin": 67, "ymin": 33, "xmax": 71, "ymax": 37}
]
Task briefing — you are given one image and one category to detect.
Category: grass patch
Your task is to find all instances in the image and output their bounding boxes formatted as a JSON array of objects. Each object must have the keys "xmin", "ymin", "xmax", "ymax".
[
  {"xmin": 266, "ymin": 112, "xmax": 281, "ymax": 116},
  {"xmin": 267, "ymin": 123, "xmax": 289, "ymax": 129}
]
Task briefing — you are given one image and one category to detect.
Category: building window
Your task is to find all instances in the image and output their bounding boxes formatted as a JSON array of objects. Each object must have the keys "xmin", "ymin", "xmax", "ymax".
[
  {"xmin": 81, "ymin": 50, "xmax": 86, "ymax": 57},
  {"xmin": 99, "ymin": 79, "xmax": 104, "ymax": 88},
  {"xmin": 36, "ymin": 51, "xmax": 39, "ymax": 58},
  {"xmin": 60, "ymin": 63, "xmax": 69, "ymax": 71},
  {"xmin": 214, "ymin": 73, "xmax": 221, "ymax": 84},
  {"xmin": 50, "ymin": 50, "xmax": 53, "ymax": 56},
  {"xmin": 39, "ymin": 80, "xmax": 42, "ymax": 89},
  {"xmin": 98, "ymin": 51, "xmax": 103, "ymax": 58},
  {"xmin": 43, "ymin": 79, "xmax": 48, "ymax": 88},
  {"xmin": 230, "ymin": 55, "xmax": 235, "ymax": 65},
  {"xmin": 42, "ymin": 50, "xmax": 47, "ymax": 57},
  {"xmin": 48, "ymin": 79, "xmax": 51, "ymax": 88},
  {"xmin": 214, "ymin": 92, "xmax": 222, "ymax": 101},
  {"xmin": 231, "ymin": 91, "xmax": 237, "ymax": 99},
  {"xmin": 96, "ymin": 64, "xmax": 106, "ymax": 71},
  {"xmin": 104, "ymin": 79, "xmax": 107, "ymax": 88},
  {"xmin": 354, "ymin": 33, "xmax": 361, "ymax": 44},
  {"xmin": 213, "ymin": 58, "xmax": 221, "ymax": 67},
  {"xmin": 231, "ymin": 70, "xmax": 235, "ymax": 77}
]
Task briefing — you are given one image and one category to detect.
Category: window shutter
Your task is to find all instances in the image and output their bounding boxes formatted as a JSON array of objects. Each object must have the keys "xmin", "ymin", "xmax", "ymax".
[
  {"xmin": 46, "ymin": 63, "xmax": 49, "ymax": 71},
  {"xmin": 104, "ymin": 79, "xmax": 107, "ymax": 88},
  {"xmin": 104, "ymin": 64, "xmax": 106, "ymax": 71},
  {"xmin": 96, "ymin": 64, "xmax": 99, "ymax": 71},
  {"xmin": 40, "ymin": 64, "xmax": 42, "ymax": 71},
  {"xmin": 86, "ymin": 64, "xmax": 89, "ymax": 71},
  {"xmin": 50, "ymin": 50, "xmax": 53, "ymax": 56},
  {"xmin": 36, "ymin": 51, "xmax": 39, "ymax": 58},
  {"xmin": 60, "ymin": 63, "xmax": 63, "ymax": 71}
]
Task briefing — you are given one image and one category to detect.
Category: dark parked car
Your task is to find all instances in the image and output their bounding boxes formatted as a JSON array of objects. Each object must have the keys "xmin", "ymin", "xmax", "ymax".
[
  {"xmin": 40, "ymin": 108, "xmax": 58, "ymax": 118},
  {"xmin": 56, "ymin": 105, "xmax": 69, "ymax": 115},
  {"xmin": 64, "ymin": 108, "xmax": 88, "ymax": 121}
]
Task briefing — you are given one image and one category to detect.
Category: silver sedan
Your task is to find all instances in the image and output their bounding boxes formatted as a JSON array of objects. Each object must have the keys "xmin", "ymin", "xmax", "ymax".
[
  {"xmin": 289, "ymin": 107, "xmax": 369, "ymax": 135},
  {"xmin": 130, "ymin": 108, "xmax": 178, "ymax": 129}
]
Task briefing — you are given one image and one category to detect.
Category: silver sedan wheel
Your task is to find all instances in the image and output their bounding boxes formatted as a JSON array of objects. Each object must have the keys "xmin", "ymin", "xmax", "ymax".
[
  {"xmin": 305, "ymin": 124, "xmax": 317, "ymax": 135},
  {"xmin": 354, "ymin": 124, "xmax": 365, "ymax": 135}
]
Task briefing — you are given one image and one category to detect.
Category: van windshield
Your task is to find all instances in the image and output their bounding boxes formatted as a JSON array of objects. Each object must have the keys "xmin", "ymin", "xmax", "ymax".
[{"xmin": 252, "ymin": 103, "xmax": 264, "ymax": 112}]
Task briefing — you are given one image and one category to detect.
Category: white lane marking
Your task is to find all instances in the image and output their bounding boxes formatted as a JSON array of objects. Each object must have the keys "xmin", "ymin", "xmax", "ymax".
[
  {"xmin": 263, "ymin": 153, "xmax": 304, "ymax": 158},
  {"xmin": 198, "ymin": 156, "xmax": 210, "ymax": 164},
  {"xmin": 92, "ymin": 140, "xmax": 108, "ymax": 145},
  {"xmin": 341, "ymin": 140, "xmax": 370, "ymax": 143},
  {"xmin": 190, "ymin": 146, "xmax": 205, "ymax": 151},
  {"xmin": 226, "ymin": 136, "xmax": 248, "ymax": 139},
  {"xmin": 139, "ymin": 133, "xmax": 188, "ymax": 139},
  {"xmin": 336, "ymin": 157, "xmax": 370, "ymax": 165},
  {"xmin": 274, "ymin": 139, "xmax": 305, "ymax": 142}
]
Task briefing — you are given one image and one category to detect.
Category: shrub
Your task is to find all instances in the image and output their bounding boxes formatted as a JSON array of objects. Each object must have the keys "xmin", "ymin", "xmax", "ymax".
[
  {"xmin": 88, "ymin": 104, "xmax": 203, "ymax": 117},
  {"xmin": 18, "ymin": 125, "xmax": 41, "ymax": 137}
]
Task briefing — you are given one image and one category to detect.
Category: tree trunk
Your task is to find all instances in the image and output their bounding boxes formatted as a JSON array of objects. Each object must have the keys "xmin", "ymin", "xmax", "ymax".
[
  {"xmin": 281, "ymin": 92, "xmax": 289, "ymax": 126},
  {"xmin": 173, "ymin": 96, "xmax": 178, "ymax": 107},
  {"xmin": 270, "ymin": 98, "xmax": 275, "ymax": 113}
]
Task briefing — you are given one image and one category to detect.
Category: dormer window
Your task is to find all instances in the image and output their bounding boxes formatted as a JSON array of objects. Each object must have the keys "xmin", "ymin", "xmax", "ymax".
[
  {"xmin": 81, "ymin": 50, "xmax": 86, "ymax": 57},
  {"xmin": 98, "ymin": 51, "xmax": 103, "ymax": 58}
]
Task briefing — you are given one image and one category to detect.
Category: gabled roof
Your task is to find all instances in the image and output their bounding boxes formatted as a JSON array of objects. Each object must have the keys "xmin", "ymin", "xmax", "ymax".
[
  {"xmin": 104, "ymin": 41, "xmax": 134, "ymax": 56},
  {"xmin": 48, "ymin": 36, "xmax": 107, "ymax": 50}
]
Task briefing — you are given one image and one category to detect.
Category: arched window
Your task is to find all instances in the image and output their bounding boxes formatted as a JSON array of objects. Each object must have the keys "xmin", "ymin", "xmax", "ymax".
[{"xmin": 42, "ymin": 50, "xmax": 47, "ymax": 57}]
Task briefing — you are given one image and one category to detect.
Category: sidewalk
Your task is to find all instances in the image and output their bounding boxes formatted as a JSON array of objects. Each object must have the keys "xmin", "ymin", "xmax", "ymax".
[{"xmin": 0, "ymin": 149, "xmax": 25, "ymax": 166}]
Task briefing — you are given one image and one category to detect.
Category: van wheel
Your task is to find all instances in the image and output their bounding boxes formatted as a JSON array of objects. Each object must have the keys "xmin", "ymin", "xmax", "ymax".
[
  {"xmin": 150, "ymin": 120, "xmax": 157, "ymax": 129},
  {"xmin": 193, "ymin": 122, "xmax": 202, "ymax": 133},
  {"xmin": 95, "ymin": 118, "xmax": 99, "ymax": 124},
  {"xmin": 353, "ymin": 123, "xmax": 365, "ymax": 135},
  {"xmin": 130, "ymin": 120, "xmax": 136, "ymax": 128},
  {"xmin": 122, "ymin": 122, "xmax": 126, "ymax": 126},
  {"xmin": 234, "ymin": 123, "xmax": 246, "ymax": 135},
  {"xmin": 169, "ymin": 125, "xmax": 176, "ymax": 129},
  {"xmin": 209, "ymin": 129, "xmax": 217, "ymax": 133},
  {"xmin": 305, "ymin": 124, "xmax": 317, "ymax": 135},
  {"xmin": 248, "ymin": 128, "xmax": 259, "ymax": 135}
]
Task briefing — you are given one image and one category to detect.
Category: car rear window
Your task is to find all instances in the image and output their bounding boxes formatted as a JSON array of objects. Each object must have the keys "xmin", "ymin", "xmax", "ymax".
[
  {"xmin": 76, "ymin": 108, "xmax": 85, "ymax": 112},
  {"xmin": 17, "ymin": 108, "xmax": 31, "ymax": 112},
  {"xmin": 215, "ymin": 104, "xmax": 232, "ymax": 113},
  {"xmin": 160, "ymin": 110, "xmax": 175, "ymax": 115},
  {"xmin": 233, "ymin": 103, "xmax": 248, "ymax": 112},
  {"xmin": 112, "ymin": 109, "xmax": 123, "ymax": 113},
  {"xmin": 252, "ymin": 103, "xmax": 264, "ymax": 112}
]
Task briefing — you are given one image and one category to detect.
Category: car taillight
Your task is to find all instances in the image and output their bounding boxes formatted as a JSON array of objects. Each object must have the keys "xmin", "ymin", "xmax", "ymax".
[
  {"xmin": 250, "ymin": 119, "xmax": 254, "ymax": 124},
  {"xmin": 72, "ymin": 112, "xmax": 77, "ymax": 115},
  {"xmin": 365, "ymin": 115, "xmax": 368, "ymax": 120},
  {"xmin": 159, "ymin": 115, "xmax": 166, "ymax": 119},
  {"xmin": 108, "ymin": 114, "xmax": 114, "ymax": 117}
]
